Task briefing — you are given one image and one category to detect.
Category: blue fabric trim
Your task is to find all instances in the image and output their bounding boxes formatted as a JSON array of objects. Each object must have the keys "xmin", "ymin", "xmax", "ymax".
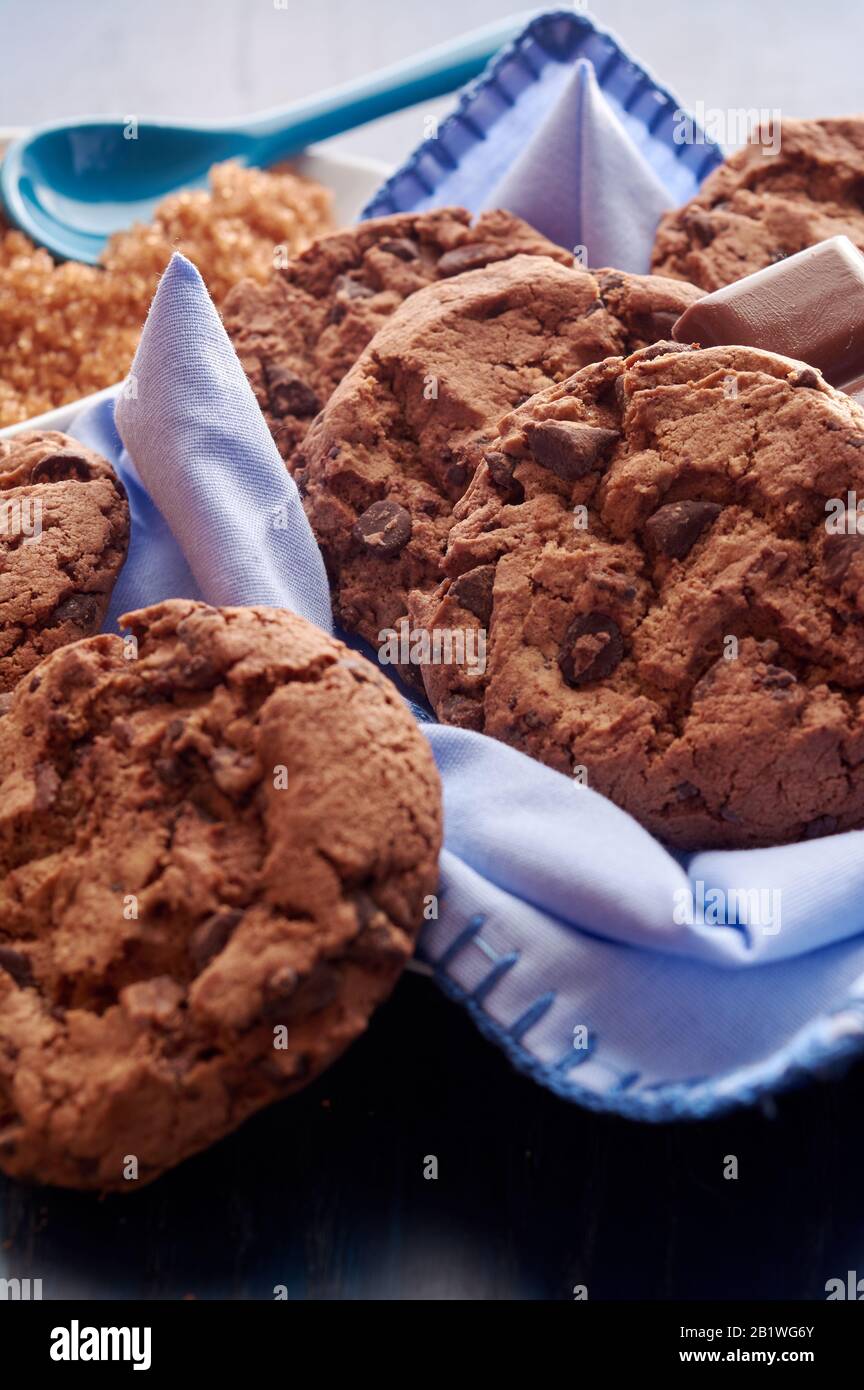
[
  {"xmin": 646, "ymin": 98, "xmax": 670, "ymax": 135},
  {"xmin": 431, "ymin": 966, "xmax": 864, "ymax": 1121},
  {"xmin": 437, "ymin": 913, "xmax": 486, "ymax": 970},
  {"xmin": 471, "ymin": 951, "xmax": 520, "ymax": 1003},
  {"xmin": 610, "ymin": 1071, "xmax": 642, "ymax": 1093},
  {"xmin": 554, "ymin": 1032, "xmax": 596, "ymax": 1071},
  {"xmin": 509, "ymin": 991, "xmax": 556, "ymax": 1042},
  {"xmin": 696, "ymin": 147, "xmax": 724, "ymax": 181},
  {"xmin": 362, "ymin": 9, "xmax": 724, "ymax": 220},
  {"xmin": 622, "ymin": 73, "xmax": 650, "ymax": 114}
]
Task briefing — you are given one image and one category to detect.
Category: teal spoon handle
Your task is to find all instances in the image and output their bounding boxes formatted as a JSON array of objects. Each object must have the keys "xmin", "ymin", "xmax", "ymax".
[{"xmin": 237, "ymin": 11, "xmax": 536, "ymax": 162}]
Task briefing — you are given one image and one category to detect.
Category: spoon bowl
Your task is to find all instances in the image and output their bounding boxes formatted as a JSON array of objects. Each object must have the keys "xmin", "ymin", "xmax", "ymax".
[{"xmin": 4, "ymin": 122, "xmax": 254, "ymax": 262}]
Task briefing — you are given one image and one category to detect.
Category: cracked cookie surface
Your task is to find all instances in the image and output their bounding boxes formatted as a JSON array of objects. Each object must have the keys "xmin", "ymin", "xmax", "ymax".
[
  {"xmin": 652, "ymin": 117, "xmax": 864, "ymax": 290},
  {"xmin": 294, "ymin": 255, "xmax": 702, "ymax": 670},
  {"xmin": 222, "ymin": 206, "xmax": 573, "ymax": 461},
  {"xmin": 0, "ymin": 430, "xmax": 129, "ymax": 692},
  {"xmin": 411, "ymin": 343, "xmax": 864, "ymax": 849},
  {"xmin": 0, "ymin": 599, "xmax": 442, "ymax": 1190}
]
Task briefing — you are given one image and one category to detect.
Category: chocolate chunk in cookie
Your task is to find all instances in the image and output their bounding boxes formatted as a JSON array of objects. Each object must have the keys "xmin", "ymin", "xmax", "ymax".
[
  {"xmin": 188, "ymin": 909, "xmax": 243, "ymax": 971},
  {"xmin": 484, "ymin": 450, "xmax": 524, "ymax": 499},
  {"xmin": 823, "ymin": 514, "xmax": 864, "ymax": 588},
  {"xmin": 788, "ymin": 366, "xmax": 822, "ymax": 389},
  {"xmin": 526, "ymin": 421, "xmax": 620, "ymax": 481},
  {"xmin": 436, "ymin": 241, "xmax": 518, "ymax": 277},
  {"xmin": 261, "ymin": 360, "xmax": 321, "ymax": 419},
  {"xmin": 633, "ymin": 339, "xmax": 694, "ymax": 362},
  {"xmin": 353, "ymin": 499, "xmax": 412, "ymax": 556},
  {"xmin": 644, "ymin": 501, "xmax": 722, "ymax": 559},
  {"xmin": 377, "ymin": 237, "xmax": 421, "ymax": 262},
  {"xmin": 0, "ymin": 600, "xmax": 442, "ymax": 1190},
  {"xmin": 558, "ymin": 613, "xmax": 624, "ymax": 687},
  {"xmin": 0, "ymin": 430, "xmax": 129, "ymax": 692},
  {"xmin": 29, "ymin": 451, "xmax": 104, "ymax": 484},
  {"xmin": 47, "ymin": 592, "xmax": 102, "ymax": 628},
  {"xmin": 450, "ymin": 565, "xmax": 495, "ymax": 624},
  {"xmin": 0, "ymin": 946, "xmax": 33, "ymax": 988}
]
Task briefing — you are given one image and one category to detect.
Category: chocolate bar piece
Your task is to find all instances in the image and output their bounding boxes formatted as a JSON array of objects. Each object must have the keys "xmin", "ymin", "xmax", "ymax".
[{"xmin": 673, "ymin": 236, "xmax": 864, "ymax": 403}]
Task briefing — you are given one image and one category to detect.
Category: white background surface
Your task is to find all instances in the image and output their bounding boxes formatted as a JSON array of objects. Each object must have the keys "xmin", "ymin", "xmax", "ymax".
[{"xmin": 1, "ymin": 0, "xmax": 861, "ymax": 164}]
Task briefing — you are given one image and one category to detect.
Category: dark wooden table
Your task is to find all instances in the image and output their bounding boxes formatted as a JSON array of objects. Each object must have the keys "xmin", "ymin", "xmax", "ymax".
[{"xmin": 2, "ymin": 971, "xmax": 863, "ymax": 1301}]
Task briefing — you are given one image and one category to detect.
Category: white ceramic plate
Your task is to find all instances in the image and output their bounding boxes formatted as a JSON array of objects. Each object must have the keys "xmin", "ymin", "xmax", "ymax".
[{"xmin": 0, "ymin": 130, "xmax": 389, "ymax": 438}]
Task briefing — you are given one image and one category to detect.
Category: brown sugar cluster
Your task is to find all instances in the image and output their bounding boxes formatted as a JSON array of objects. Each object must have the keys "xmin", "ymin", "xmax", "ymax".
[{"xmin": 0, "ymin": 161, "xmax": 333, "ymax": 427}]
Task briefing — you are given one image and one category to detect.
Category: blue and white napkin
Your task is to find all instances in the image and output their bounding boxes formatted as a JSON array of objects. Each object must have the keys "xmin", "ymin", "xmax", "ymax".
[
  {"xmin": 363, "ymin": 8, "xmax": 724, "ymax": 270},
  {"xmin": 68, "ymin": 11, "xmax": 864, "ymax": 1120}
]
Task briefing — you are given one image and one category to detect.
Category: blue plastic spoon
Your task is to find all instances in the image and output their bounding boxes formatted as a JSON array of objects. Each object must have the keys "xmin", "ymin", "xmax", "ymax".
[{"xmin": 0, "ymin": 11, "xmax": 535, "ymax": 264}]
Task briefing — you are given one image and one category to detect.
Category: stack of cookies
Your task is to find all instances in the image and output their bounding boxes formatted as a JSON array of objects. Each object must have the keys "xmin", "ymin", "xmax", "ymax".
[
  {"xmin": 225, "ymin": 122, "xmax": 864, "ymax": 854},
  {"xmin": 3, "ymin": 115, "xmax": 864, "ymax": 1189}
]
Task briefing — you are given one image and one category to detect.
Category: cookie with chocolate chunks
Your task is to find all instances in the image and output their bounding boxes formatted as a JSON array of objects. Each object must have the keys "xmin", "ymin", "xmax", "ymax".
[
  {"xmin": 653, "ymin": 117, "xmax": 864, "ymax": 290},
  {"xmin": 222, "ymin": 206, "xmax": 576, "ymax": 461},
  {"xmin": 412, "ymin": 342, "xmax": 864, "ymax": 850},
  {"xmin": 296, "ymin": 255, "xmax": 701, "ymax": 677},
  {"xmin": 0, "ymin": 600, "xmax": 441, "ymax": 1190},
  {"xmin": 0, "ymin": 430, "xmax": 129, "ymax": 692}
]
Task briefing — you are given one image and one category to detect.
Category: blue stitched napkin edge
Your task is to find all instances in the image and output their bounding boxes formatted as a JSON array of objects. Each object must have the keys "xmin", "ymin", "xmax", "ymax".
[{"xmin": 362, "ymin": 8, "xmax": 724, "ymax": 220}]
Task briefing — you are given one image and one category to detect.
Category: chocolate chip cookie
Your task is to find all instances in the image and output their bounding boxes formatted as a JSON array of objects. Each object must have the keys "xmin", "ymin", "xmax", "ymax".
[
  {"xmin": 295, "ymin": 254, "xmax": 702, "ymax": 673},
  {"xmin": 222, "ymin": 207, "xmax": 575, "ymax": 460},
  {"xmin": 0, "ymin": 430, "xmax": 129, "ymax": 692},
  {"xmin": 412, "ymin": 342, "xmax": 864, "ymax": 849},
  {"xmin": 653, "ymin": 117, "xmax": 864, "ymax": 291},
  {"xmin": 0, "ymin": 600, "xmax": 441, "ymax": 1190}
]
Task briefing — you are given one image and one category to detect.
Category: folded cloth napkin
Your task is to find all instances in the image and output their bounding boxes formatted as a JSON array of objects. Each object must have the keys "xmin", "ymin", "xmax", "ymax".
[
  {"xmin": 363, "ymin": 8, "xmax": 724, "ymax": 270},
  {"xmin": 487, "ymin": 59, "xmax": 671, "ymax": 270},
  {"xmin": 70, "ymin": 253, "xmax": 864, "ymax": 1122}
]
